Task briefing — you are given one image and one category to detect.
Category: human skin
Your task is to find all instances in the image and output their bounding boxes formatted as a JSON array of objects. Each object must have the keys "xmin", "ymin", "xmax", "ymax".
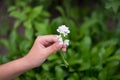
[{"xmin": 0, "ymin": 35, "xmax": 66, "ymax": 80}]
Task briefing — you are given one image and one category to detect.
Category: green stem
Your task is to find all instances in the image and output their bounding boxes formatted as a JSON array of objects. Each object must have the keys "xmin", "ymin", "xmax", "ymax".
[{"xmin": 60, "ymin": 51, "xmax": 69, "ymax": 67}]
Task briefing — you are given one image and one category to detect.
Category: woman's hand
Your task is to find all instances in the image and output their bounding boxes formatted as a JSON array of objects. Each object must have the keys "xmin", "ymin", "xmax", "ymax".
[
  {"xmin": 24, "ymin": 35, "xmax": 66, "ymax": 68},
  {"xmin": 0, "ymin": 35, "xmax": 66, "ymax": 80}
]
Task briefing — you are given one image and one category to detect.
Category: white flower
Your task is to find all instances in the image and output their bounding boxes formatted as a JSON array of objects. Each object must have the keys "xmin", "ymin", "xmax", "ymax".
[
  {"xmin": 57, "ymin": 25, "xmax": 70, "ymax": 46},
  {"xmin": 57, "ymin": 35, "xmax": 63, "ymax": 44},
  {"xmin": 64, "ymin": 39, "xmax": 69, "ymax": 46},
  {"xmin": 56, "ymin": 25, "xmax": 70, "ymax": 67},
  {"xmin": 57, "ymin": 35, "xmax": 70, "ymax": 46},
  {"xmin": 57, "ymin": 25, "xmax": 70, "ymax": 37}
]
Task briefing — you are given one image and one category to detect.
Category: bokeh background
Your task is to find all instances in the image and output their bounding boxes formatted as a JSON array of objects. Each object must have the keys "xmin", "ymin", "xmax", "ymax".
[{"xmin": 0, "ymin": 0, "xmax": 120, "ymax": 80}]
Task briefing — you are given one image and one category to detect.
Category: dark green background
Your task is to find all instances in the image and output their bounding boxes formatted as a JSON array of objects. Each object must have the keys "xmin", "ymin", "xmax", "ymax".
[{"xmin": 0, "ymin": 0, "xmax": 120, "ymax": 80}]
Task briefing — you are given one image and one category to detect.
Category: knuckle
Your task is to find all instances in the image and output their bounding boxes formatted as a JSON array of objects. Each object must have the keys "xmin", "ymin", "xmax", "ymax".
[
  {"xmin": 36, "ymin": 36, "xmax": 42, "ymax": 41},
  {"xmin": 37, "ymin": 36, "xmax": 42, "ymax": 39}
]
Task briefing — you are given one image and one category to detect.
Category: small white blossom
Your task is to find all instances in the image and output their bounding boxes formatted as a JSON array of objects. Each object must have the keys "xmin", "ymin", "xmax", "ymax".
[
  {"xmin": 64, "ymin": 39, "xmax": 69, "ymax": 46},
  {"xmin": 57, "ymin": 35, "xmax": 63, "ymax": 44},
  {"xmin": 57, "ymin": 25, "xmax": 70, "ymax": 37}
]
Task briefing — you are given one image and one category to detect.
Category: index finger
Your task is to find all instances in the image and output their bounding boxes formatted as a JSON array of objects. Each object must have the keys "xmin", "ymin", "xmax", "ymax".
[{"xmin": 37, "ymin": 35, "xmax": 59, "ymax": 43}]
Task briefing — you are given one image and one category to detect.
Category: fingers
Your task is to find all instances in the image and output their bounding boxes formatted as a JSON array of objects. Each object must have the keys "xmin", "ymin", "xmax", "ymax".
[
  {"xmin": 42, "ymin": 35, "xmax": 67, "ymax": 52},
  {"xmin": 45, "ymin": 42, "xmax": 62, "ymax": 54},
  {"xmin": 36, "ymin": 35, "xmax": 59, "ymax": 47},
  {"xmin": 37, "ymin": 35, "xmax": 67, "ymax": 54},
  {"xmin": 61, "ymin": 44, "xmax": 67, "ymax": 52},
  {"xmin": 38, "ymin": 35, "xmax": 58, "ymax": 43}
]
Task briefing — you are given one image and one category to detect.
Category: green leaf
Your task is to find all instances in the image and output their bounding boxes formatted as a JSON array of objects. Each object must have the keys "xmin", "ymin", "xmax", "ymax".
[
  {"xmin": 79, "ymin": 62, "xmax": 91, "ymax": 71},
  {"xmin": 82, "ymin": 77, "xmax": 97, "ymax": 80},
  {"xmin": 99, "ymin": 70, "xmax": 107, "ymax": 80},
  {"xmin": 67, "ymin": 73, "xmax": 79, "ymax": 80},
  {"xmin": 14, "ymin": 20, "xmax": 21, "ymax": 29},
  {"xmin": 55, "ymin": 66, "xmax": 66, "ymax": 80},
  {"xmin": 48, "ymin": 54, "xmax": 59, "ymax": 61},
  {"xmin": 50, "ymin": 17, "xmax": 64, "ymax": 33},
  {"xmin": 112, "ymin": 74, "xmax": 120, "ymax": 79},
  {"xmin": 42, "ymin": 63, "xmax": 49, "ymax": 71},
  {"xmin": 106, "ymin": 55, "xmax": 120, "ymax": 62},
  {"xmin": 24, "ymin": 27, "xmax": 33, "ymax": 40},
  {"xmin": 19, "ymin": 39, "xmax": 32, "ymax": 52},
  {"xmin": 28, "ymin": 6, "xmax": 43, "ymax": 21},
  {"xmin": 80, "ymin": 36, "xmax": 92, "ymax": 61},
  {"xmin": 79, "ymin": 19, "xmax": 97, "ymax": 38},
  {"xmin": 8, "ymin": 6, "xmax": 16, "ymax": 12},
  {"xmin": 0, "ymin": 39, "xmax": 9, "ymax": 50},
  {"xmin": 9, "ymin": 30, "xmax": 17, "ymax": 52},
  {"xmin": 10, "ymin": 10, "xmax": 26, "ymax": 21},
  {"xmin": 24, "ymin": 20, "xmax": 32, "ymax": 28},
  {"xmin": 34, "ymin": 20, "xmax": 50, "ymax": 35},
  {"xmin": 56, "ymin": 6, "xmax": 66, "ymax": 18},
  {"xmin": 80, "ymin": 36, "xmax": 91, "ymax": 52},
  {"xmin": 104, "ymin": 46, "xmax": 115, "ymax": 57},
  {"xmin": 105, "ymin": 0, "xmax": 120, "ymax": 13}
]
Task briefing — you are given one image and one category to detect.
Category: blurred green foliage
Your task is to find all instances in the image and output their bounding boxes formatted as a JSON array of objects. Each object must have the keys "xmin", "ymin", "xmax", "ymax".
[{"xmin": 1, "ymin": 0, "xmax": 120, "ymax": 80}]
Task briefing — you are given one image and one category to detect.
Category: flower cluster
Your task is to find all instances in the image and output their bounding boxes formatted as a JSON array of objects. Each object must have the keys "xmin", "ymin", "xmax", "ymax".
[
  {"xmin": 57, "ymin": 25, "xmax": 70, "ymax": 46},
  {"xmin": 56, "ymin": 25, "xmax": 70, "ymax": 67},
  {"xmin": 57, "ymin": 25, "xmax": 70, "ymax": 37}
]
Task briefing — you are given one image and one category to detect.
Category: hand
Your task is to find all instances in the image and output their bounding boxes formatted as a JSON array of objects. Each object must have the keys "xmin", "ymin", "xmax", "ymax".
[
  {"xmin": 0, "ymin": 35, "xmax": 67, "ymax": 80},
  {"xmin": 24, "ymin": 35, "xmax": 66, "ymax": 68}
]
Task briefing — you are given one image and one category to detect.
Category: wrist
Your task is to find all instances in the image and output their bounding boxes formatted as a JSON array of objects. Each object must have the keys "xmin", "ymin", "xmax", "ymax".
[
  {"xmin": 23, "ymin": 52, "xmax": 48, "ymax": 68},
  {"xmin": 21, "ymin": 57, "xmax": 36, "ymax": 69}
]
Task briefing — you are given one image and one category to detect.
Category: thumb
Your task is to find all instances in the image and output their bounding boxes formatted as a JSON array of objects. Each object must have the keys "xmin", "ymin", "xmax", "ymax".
[{"xmin": 45, "ymin": 42, "xmax": 62, "ymax": 54}]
